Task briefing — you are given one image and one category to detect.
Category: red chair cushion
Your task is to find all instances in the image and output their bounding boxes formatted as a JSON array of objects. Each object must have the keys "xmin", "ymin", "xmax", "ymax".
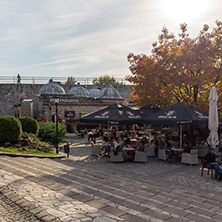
[{"xmin": 201, "ymin": 157, "xmax": 214, "ymax": 169}]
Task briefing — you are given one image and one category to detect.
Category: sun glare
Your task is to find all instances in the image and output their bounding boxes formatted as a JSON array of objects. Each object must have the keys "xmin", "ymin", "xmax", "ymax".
[{"xmin": 161, "ymin": 0, "xmax": 210, "ymax": 23}]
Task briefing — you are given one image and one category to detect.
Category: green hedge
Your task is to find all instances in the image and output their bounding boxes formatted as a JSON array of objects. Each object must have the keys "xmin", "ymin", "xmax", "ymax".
[
  {"xmin": 19, "ymin": 117, "xmax": 39, "ymax": 136},
  {"xmin": 0, "ymin": 116, "xmax": 22, "ymax": 143},
  {"xmin": 38, "ymin": 121, "xmax": 66, "ymax": 145}
]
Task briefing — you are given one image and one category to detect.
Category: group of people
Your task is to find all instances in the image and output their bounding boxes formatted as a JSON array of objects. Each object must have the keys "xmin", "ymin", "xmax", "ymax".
[
  {"xmin": 150, "ymin": 133, "xmax": 193, "ymax": 162},
  {"xmin": 99, "ymin": 129, "xmax": 148, "ymax": 161}
]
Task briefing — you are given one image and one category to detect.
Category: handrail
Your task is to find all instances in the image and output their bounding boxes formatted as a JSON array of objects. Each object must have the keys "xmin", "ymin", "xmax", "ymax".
[{"xmin": 0, "ymin": 76, "xmax": 129, "ymax": 85}]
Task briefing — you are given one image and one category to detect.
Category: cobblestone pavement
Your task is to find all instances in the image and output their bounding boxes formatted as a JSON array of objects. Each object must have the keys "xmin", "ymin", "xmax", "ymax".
[
  {"xmin": 0, "ymin": 189, "xmax": 39, "ymax": 222},
  {"xmin": 0, "ymin": 136, "xmax": 222, "ymax": 221}
]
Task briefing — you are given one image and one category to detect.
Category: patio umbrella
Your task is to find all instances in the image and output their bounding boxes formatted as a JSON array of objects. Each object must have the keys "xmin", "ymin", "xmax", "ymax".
[
  {"xmin": 207, "ymin": 86, "xmax": 219, "ymax": 148},
  {"xmin": 141, "ymin": 102, "xmax": 209, "ymax": 148},
  {"xmin": 142, "ymin": 102, "xmax": 208, "ymax": 125},
  {"xmin": 80, "ymin": 103, "xmax": 142, "ymax": 125},
  {"xmin": 138, "ymin": 104, "xmax": 161, "ymax": 117}
]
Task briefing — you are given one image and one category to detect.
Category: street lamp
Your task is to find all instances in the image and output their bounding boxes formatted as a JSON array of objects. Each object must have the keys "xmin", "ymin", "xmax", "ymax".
[{"xmin": 55, "ymin": 97, "xmax": 59, "ymax": 154}]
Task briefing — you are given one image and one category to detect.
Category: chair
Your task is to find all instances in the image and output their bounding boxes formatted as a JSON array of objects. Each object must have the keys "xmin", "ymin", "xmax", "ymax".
[
  {"xmin": 158, "ymin": 149, "xmax": 168, "ymax": 161},
  {"xmin": 197, "ymin": 145, "xmax": 208, "ymax": 158},
  {"xmin": 110, "ymin": 151, "xmax": 124, "ymax": 163},
  {"xmin": 91, "ymin": 145, "xmax": 101, "ymax": 156},
  {"xmin": 201, "ymin": 157, "xmax": 214, "ymax": 179},
  {"xmin": 146, "ymin": 145, "xmax": 155, "ymax": 157},
  {"xmin": 134, "ymin": 150, "xmax": 148, "ymax": 163},
  {"xmin": 181, "ymin": 149, "xmax": 199, "ymax": 166}
]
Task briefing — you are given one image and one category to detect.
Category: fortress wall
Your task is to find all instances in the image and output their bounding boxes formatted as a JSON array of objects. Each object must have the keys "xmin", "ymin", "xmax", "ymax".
[{"xmin": 0, "ymin": 84, "xmax": 133, "ymax": 116}]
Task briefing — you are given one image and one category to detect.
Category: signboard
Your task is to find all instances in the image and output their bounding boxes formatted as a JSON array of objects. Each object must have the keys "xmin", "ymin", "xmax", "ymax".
[
  {"xmin": 65, "ymin": 111, "xmax": 75, "ymax": 119},
  {"xmin": 61, "ymin": 118, "xmax": 67, "ymax": 126},
  {"xmin": 41, "ymin": 118, "xmax": 47, "ymax": 122}
]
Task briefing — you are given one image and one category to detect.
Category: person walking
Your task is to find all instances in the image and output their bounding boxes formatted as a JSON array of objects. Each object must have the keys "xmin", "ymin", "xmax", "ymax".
[{"xmin": 17, "ymin": 74, "xmax": 21, "ymax": 84}]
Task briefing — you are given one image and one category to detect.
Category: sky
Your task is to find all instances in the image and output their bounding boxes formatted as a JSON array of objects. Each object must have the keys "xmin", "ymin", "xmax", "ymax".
[{"xmin": 0, "ymin": 0, "xmax": 222, "ymax": 81}]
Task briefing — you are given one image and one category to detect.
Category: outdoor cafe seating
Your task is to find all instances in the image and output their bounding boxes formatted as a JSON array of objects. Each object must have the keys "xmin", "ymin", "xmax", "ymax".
[
  {"xmin": 146, "ymin": 144, "xmax": 155, "ymax": 157},
  {"xmin": 201, "ymin": 157, "xmax": 214, "ymax": 179},
  {"xmin": 181, "ymin": 149, "xmax": 199, "ymax": 166},
  {"xmin": 110, "ymin": 149, "xmax": 124, "ymax": 163},
  {"xmin": 134, "ymin": 149, "xmax": 148, "ymax": 163},
  {"xmin": 91, "ymin": 145, "xmax": 101, "ymax": 156},
  {"xmin": 158, "ymin": 149, "xmax": 168, "ymax": 161}
]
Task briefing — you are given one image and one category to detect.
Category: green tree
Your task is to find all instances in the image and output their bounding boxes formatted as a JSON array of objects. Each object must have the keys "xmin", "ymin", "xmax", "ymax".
[
  {"xmin": 38, "ymin": 121, "xmax": 66, "ymax": 145},
  {"xmin": 64, "ymin": 76, "xmax": 76, "ymax": 85},
  {"xmin": 93, "ymin": 75, "xmax": 123, "ymax": 87},
  {"xmin": 126, "ymin": 21, "xmax": 222, "ymax": 113}
]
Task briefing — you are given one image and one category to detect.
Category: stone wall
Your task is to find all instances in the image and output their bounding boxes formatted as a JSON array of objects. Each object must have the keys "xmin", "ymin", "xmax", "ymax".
[{"xmin": 0, "ymin": 84, "xmax": 133, "ymax": 117}]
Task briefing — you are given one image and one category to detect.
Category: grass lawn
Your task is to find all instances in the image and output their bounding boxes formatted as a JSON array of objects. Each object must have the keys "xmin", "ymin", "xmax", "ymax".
[{"xmin": 0, "ymin": 147, "xmax": 57, "ymax": 156}]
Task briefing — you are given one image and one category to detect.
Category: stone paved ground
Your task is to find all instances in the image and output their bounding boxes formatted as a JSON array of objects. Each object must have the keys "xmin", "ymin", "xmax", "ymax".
[
  {"xmin": 0, "ymin": 136, "xmax": 222, "ymax": 221},
  {"xmin": 0, "ymin": 189, "xmax": 39, "ymax": 222}
]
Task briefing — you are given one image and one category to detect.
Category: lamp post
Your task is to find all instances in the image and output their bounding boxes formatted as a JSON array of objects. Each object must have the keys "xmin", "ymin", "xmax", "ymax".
[{"xmin": 55, "ymin": 97, "xmax": 59, "ymax": 154}]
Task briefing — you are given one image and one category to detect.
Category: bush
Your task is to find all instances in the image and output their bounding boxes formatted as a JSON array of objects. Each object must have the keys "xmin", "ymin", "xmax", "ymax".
[
  {"xmin": 0, "ymin": 116, "xmax": 22, "ymax": 143},
  {"xmin": 38, "ymin": 121, "xmax": 66, "ymax": 145},
  {"xmin": 19, "ymin": 117, "xmax": 39, "ymax": 136}
]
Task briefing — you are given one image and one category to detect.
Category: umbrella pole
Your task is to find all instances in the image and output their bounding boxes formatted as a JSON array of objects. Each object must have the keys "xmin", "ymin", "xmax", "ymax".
[
  {"xmin": 180, "ymin": 125, "xmax": 183, "ymax": 149},
  {"xmin": 149, "ymin": 130, "xmax": 152, "ymax": 143}
]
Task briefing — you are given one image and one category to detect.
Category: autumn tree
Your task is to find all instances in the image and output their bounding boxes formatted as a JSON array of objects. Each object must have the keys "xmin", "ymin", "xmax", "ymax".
[
  {"xmin": 126, "ymin": 21, "xmax": 222, "ymax": 113},
  {"xmin": 93, "ymin": 75, "xmax": 124, "ymax": 87}
]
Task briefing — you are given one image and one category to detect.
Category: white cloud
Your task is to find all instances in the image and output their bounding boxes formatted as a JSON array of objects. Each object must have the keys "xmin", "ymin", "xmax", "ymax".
[{"xmin": 0, "ymin": 0, "xmax": 221, "ymax": 79}]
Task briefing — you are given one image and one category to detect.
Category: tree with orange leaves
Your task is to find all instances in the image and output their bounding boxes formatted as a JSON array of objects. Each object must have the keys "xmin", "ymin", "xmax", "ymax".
[{"xmin": 126, "ymin": 21, "xmax": 222, "ymax": 113}]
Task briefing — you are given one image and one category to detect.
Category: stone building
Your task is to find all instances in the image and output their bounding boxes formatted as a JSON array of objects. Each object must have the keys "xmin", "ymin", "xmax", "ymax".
[
  {"xmin": 36, "ymin": 80, "xmax": 129, "ymax": 132},
  {"xmin": 0, "ymin": 80, "xmax": 133, "ymax": 131}
]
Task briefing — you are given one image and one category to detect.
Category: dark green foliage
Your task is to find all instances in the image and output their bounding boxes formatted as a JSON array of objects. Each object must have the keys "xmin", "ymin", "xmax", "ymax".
[
  {"xmin": 0, "ymin": 116, "xmax": 22, "ymax": 143},
  {"xmin": 38, "ymin": 121, "xmax": 66, "ymax": 145},
  {"xmin": 19, "ymin": 117, "xmax": 39, "ymax": 136}
]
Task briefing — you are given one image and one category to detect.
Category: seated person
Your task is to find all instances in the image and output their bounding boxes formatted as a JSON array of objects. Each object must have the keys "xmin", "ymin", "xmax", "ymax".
[
  {"xmin": 151, "ymin": 135, "xmax": 159, "ymax": 157},
  {"xmin": 183, "ymin": 142, "xmax": 193, "ymax": 153},
  {"xmin": 100, "ymin": 141, "xmax": 111, "ymax": 157},
  {"xmin": 124, "ymin": 137, "xmax": 130, "ymax": 146},
  {"xmin": 205, "ymin": 148, "xmax": 222, "ymax": 179},
  {"xmin": 88, "ymin": 131, "xmax": 93, "ymax": 142},
  {"xmin": 158, "ymin": 137, "xmax": 164, "ymax": 149},
  {"xmin": 112, "ymin": 137, "xmax": 119, "ymax": 150},
  {"xmin": 163, "ymin": 139, "xmax": 174, "ymax": 162},
  {"xmin": 141, "ymin": 136, "xmax": 149, "ymax": 145},
  {"xmin": 103, "ymin": 132, "xmax": 109, "ymax": 142},
  {"xmin": 113, "ymin": 140, "xmax": 129, "ymax": 161},
  {"xmin": 137, "ymin": 141, "xmax": 145, "ymax": 152}
]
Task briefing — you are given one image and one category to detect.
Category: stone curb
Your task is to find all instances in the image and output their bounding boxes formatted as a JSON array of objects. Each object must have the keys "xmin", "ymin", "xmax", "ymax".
[
  {"xmin": 0, "ymin": 186, "xmax": 62, "ymax": 222},
  {"xmin": 0, "ymin": 152, "xmax": 66, "ymax": 159}
]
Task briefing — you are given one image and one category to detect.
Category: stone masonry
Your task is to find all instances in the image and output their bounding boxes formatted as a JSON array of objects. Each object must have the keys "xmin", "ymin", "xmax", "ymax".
[{"xmin": 0, "ymin": 84, "xmax": 133, "ymax": 117}]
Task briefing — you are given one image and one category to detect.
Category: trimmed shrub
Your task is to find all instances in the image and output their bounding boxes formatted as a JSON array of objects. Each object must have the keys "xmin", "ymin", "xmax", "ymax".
[
  {"xmin": 19, "ymin": 117, "xmax": 39, "ymax": 136},
  {"xmin": 0, "ymin": 116, "xmax": 22, "ymax": 143},
  {"xmin": 38, "ymin": 121, "xmax": 66, "ymax": 145}
]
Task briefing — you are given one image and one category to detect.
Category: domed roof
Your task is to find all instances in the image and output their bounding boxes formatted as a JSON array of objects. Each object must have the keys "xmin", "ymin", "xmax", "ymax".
[
  {"xmin": 38, "ymin": 79, "xmax": 66, "ymax": 96},
  {"xmin": 99, "ymin": 84, "xmax": 122, "ymax": 99},
  {"xmin": 89, "ymin": 88, "xmax": 101, "ymax": 98},
  {"xmin": 68, "ymin": 83, "xmax": 91, "ymax": 97}
]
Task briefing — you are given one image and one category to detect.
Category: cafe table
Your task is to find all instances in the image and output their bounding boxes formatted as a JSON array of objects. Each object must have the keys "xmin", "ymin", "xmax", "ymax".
[{"xmin": 171, "ymin": 147, "xmax": 183, "ymax": 162}]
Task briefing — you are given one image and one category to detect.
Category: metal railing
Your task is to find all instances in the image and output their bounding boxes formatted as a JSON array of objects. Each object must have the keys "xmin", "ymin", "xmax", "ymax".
[{"xmin": 0, "ymin": 76, "xmax": 129, "ymax": 85}]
